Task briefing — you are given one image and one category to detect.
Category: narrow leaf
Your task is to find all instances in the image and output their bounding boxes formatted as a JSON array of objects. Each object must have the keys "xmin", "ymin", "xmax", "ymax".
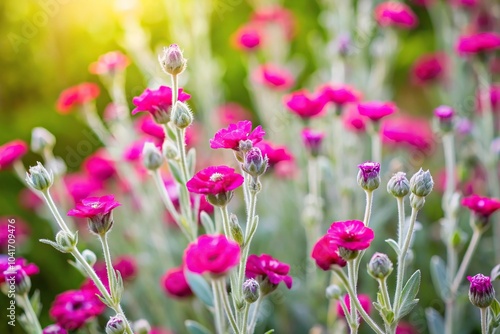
[
  {"xmin": 264, "ymin": 330, "xmax": 275, "ymax": 334},
  {"xmin": 491, "ymin": 298, "xmax": 500, "ymax": 318},
  {"xmin": 426, "ymin": 307, "xmax": 444, "ymax": 334},
  {"xmin": 168, "ymin": 160, "xmax": 184, "ymax": 184},
  {"xmin": 200, "ymin": 211, "xmax": 216, "ymax": 234},
  {"xmin": 30, "ymin": 290, "xmax": 42, "ymax": 316},
  {"xmin": 385, "ymin": 239, "xmax": 400, "ymax": 255},
  {"xmin": 397, "ymin": 270, "xmax": 421, "ymax": 319},
  {"xmin": 187, "ymin": 148, "xmax": 196, "ymax": 177},
  {"xmin": 491, "ymin": 264, "xmax": 500, "ymax": 281},
  {"xmin": 185, "ymin": 270, "xmax": 214, "ymax": 308},
  {"xmin": 39, "ymin": 239, "xmax": 66, "ymax": 253},
  {"xmin": 430, "ymin": 256, "xmax": 449, "ymax": 301},
  {"xmin": 185, "ymin": 320, "xmax": 212, "ymax": 334}
]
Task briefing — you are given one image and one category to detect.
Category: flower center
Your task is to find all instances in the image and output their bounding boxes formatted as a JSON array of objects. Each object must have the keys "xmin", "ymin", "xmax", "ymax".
[{"xmin": 210, "ymin": 172, "xmax": 224, "ymax": 182}]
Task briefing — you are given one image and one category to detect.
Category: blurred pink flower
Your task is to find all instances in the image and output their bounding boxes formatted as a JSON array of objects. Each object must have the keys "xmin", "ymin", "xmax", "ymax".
[
  {"xmin": 161, "ymin": 266, "xmax": 193, "ymax": 298},
  {"xmin": 42, "ymin": 324, "xmax": 68, "ymax": 334},
  {"xmin": 328, "ymin": 220, "xmax": 375, "ymax": 251},
  {"xmin": 311, "ymin": 235, "xmax": 347, "ymax": 270},
  {"xmin": 232, "ymin": 24, "xmax": 262, "ymax": 51},
  {"xmin": 246, "ymin": 254, "xmax": 293, "ymax": 290},
  {"xmin": 210, "ymin": 120, "xmax": 265, "ymax": 151},
  {"xmin": 255, "ymin": 141, "xmax": 294, "ymax": 167},
  {"xmin": 184, "ymin": 234, "xmax": 240, "ymax": 275},
  {"xmin": 0, "ymin": 256, "xmax": 39, "ymax": 284},
  {"xmin": 19, "ymin": 188, "xmax": 44, "ymax": 211},
  {"xmin": 56, "ymin": 83, "xmax": 100, "ymax": 114},
  {"xmin": 136, "ymin": 115, "xmax": 165, "ymax": 144},
  {"xmin": 450, "ymin": 0, "xmax": 478, "ymax": 7},
  {"xmin": 462, "ymin": 195, "xmax": 500, "ymax": 219},
  {"xmin": 456, "ymin": 32, "xmax": 500, "ymax": 55},
  {"xmin": 381, "ymin": 116, "xmax": 434, "ymax": 153},
  {"xmin": 358, "ymin": 101, "xmax": 397, "ymax": 122},
  {"xmin": 64, "ymin": 173, "xmax": 104, "ymax": 203},
  {"xmin": 253, "ymin": 64, "xmax": 294, "ymax": 91},
  {"xmin": 251, "ymin": 5, "xmax": 296, "ymax": 40},
  {"xmin": 476, "ymin": 84, "xmax": 500, "ymax": 114},
  {"xmin": 82, "ymin": 150, "xmax": 116, "ymax": 182},
  {"xmin": 411, "ymin": 52, "xmax": 447, "ymax": 85},
  {"xmin": 301, "ymin": 128, "xmax": 325, "ymax": 156},
  {"xmin": 283, "ymin": 89, "xmax": 327, "ymax": 119},
  {"xmin": 0, "ymin": 140, "xmax": 28, "ymax": 170},
  {"xmin": 319, "ymin": 84, "xmax": 361, "ymax": 106},
  {"xmin": 343, "ymin": 104, "xmax": 367, "ymax": 133},
  {"xmin": 187, "ymin": 166, "xmax": 244, "ymax": 195},
  {"xmin": 89, "ymin": 51, "xmax": 130, "ymax": 75},
  {"xmin": 337, "ymin": 294, "xmax": 372, "ymax": 318},
  {"xmin": 396, "ymin": 322, "xmax": 418, "ymax": 334},
  {"xmin": 374, "ymin": 2, "xmax": 418, "ymax": 29},
  {"xmin": 217, "ymin": 103, "xmax": 254, "ymax": 126},
  {"xmin": 132, "ymin": 86, "xmax": 190, "ymax": 123}
]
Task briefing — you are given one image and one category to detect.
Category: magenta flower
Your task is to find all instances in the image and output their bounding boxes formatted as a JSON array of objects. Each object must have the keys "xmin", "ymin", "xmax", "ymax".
[
  {"xmin": 136, "ymin": 115, "xmax": 166, "ymax": 143},
  {"xmin": 187, "ymin": 166, "xmax": 244, "ymax": 195},
  {"xmin": 374, "ymin": 2, "xmax": 418, "ymax": 29},
  {"xmin": 184, "ymin": 234, "xmax": 240, "ymax": 276},
  {"xmin": 337, "ymin": 294, "xmax": 372, "ymax": 318},
  {"xmin": 434, "ymin": 105, "xmax": 455, "ymax": 120},
  {"xmin": 381, "ymin": 116, "xmax": 434, "ymax": 153},
  {"xmin": 301, "ymin": 128, "xmax": 325, "ymax": 156},
  {"xmin": 49, "ymin": 289, "xmax": 105, "ymax": 331},
  {"xmin": 43, "ymin": 324, "xmax": 68, "ymax": 334},
  {"xmin": 476, "ymin": 84, "xmax": 500, "ymax": 114},
  {"xmin": 456, "ymin": 32, "xmax": 500, "ymax": 55},
  {"xmin": 56, "ymin": 83, "xmax": 100, "ymax": 114},
  {"xmin": 411, "ymin": 52, "xmax": 447, "ymax": 85},
  {"xmin": 217, "ymin": 103, "xmax": 254, "ymax": 126},
  {"xmin": 67, "ymin": 195, "xmax": 121, "ymax": 235},
  {"xmin": 0, "ymin": 140, "xmax": 28, "ymax": 170},
  {"xmin": 467, "ymin": 274, "xmax": 495, "ymax": 308},
  {"xmin": 63, "ymin": 173, "xmax": 103, "ymax": 204},
  {"xmin": 132, "ymin": 86, "xmax": 191, "ymax": 123},
  {"xmin": 0, "ymin": 256, "xmax": 39, "ymax": 284},
  {"xmin": 81, "ymin": 256, "xmax": 136, "ymax": 294},
  {"xmin": 209, "ymin": 121, "xmax": 265, "ymax": 151},
  {"xmin": 462, "ymin": 195, "xmax": 500, "ymax": 219},
  {"xmin": 319, "ymin": 84, "xmax": 361, "ymax": 106},
  {"xmin": 250, "ymin": 5, "xmax": 296, "ymax": 40},
  {"xmin": 358, "ymin": 101, "xmax": 397, "ymax": 122},
  {"xmin": 233, "ymin": 24, "xmax": 262, "ymax": 51},
  {"xmin": 327, "ymin": 220, "xmax": 375, "ymax": 251},
  {"xmin": 89, "ymin": 51, "xmax": 130, "ymax": 75},
  {"xmin": 311, "ymin": 235, "xmax": 347, "ymax": 270},
  {"xmin": 161, "ymin": 266, "xmax": 193, "ymax": 298},
  {"xmin": 343, "ymin": 105, "xmax": 367, "ymax": 133},
  {"xmin": 0, "ymin": 217, "xmax": 29, "ymax": 250},
  {"xmin": 82, "ymin": 150, "xmax": 116, "ymax": 182},
  {"xmin": 246, "ymin": 254, "xmax": 293, "ymax": 293},
  {"xmin": 283, "ymin": 89, "xmax": 327, "ymax": 119},
  {"xmin": 255, "ymin": 141, "xmax": 294, "ymax": 168},
  {"xmin": 253, "ymin": 64, "xmax": 294, "ymax": 91}
]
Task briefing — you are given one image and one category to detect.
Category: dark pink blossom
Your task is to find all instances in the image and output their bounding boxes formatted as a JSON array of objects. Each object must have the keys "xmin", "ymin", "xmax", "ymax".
[
  {"xmin": 396, "ymin": 322, "xmax": 418, "ymax": 334},
  {"xmin": 327, "ymin": 220, "xmax": 375, "ymax": 251},
  {"xmin": 311, "ymin": 235, "xmax": 347, "ymax": 270},
  {"xmin": 381, "ymin": 116, "xmax": 434, "ymax": 153},
  {"xmin": 476, "ymin": 84, "xmax": 500, "ymax": 114},
  {"xmin": 81, "ymin": 256, "xmax": 136, "ymax": 294},
  {"xmin": 374, "ymin": 2, "xmax": 418, "ymax": 29},
  {"xmin": 283, "ymin": 90, "xmax": 327, "ymax": 119},
  {"xmin": 0, "ymin": 256, "xmax": 38, "ymax": 284},
  {"xmin": 434, "ymin": 105, "xmax": 455, "ymax": 119},
  {"xmin": 253, "ymin": 64, "xmax": 294, "ymax": 91},
  {"xmin": 250, "ymin": 5, "xmax": 296, "ymax": 40},
  {"xmin": 411, "ymin": 52, "xmax": 447, "ymax": 85},
  {"xmin": 337, "ymin": 294, "xmax": 372, "ymax": 318},
  {"xmin": 255, "ymin": 141, "xmax": 294, "ymax": 167},
  {"xmin": 49, "ymin": 289, "xmax": 105, "ymax": 331},
  {"xmin": 319, "ymin": 84, "xmax": 361, "ymax": 106},
  {"xmin": 64, "ymin": 173, "xmax": 103, "ymax": 203},
  {"xmin": 301, "ymin": 128, "xmax": 324, "ymax": 156},
  {"xmin": 343, "ymin": 105, "xmax": 367, "ymax": 133},
  {"xmin": 217, "ymin": 103, "xmax": 254, "ymax": 126},
  {"xmin": 186, "ymin": 166, "xmax": 244, "ymax": 195},
  {"xmin": 233, "ymin": 24, "xmax": 262, "ymax": 51},
  {"xmin": 0, "ymin": 140, "xmax": 28, "ymax": 170},
  {"xmin": 56, "ymin": 83, "xmax": 100, "ymax": 114},
  {"xmin": 209, "ymin": 121, "xmax": 265, "ymax": 151},
  {"xmin": 0, "ymin": 217, "xmax": 29, "ymax": 250},
  {"xmin": 82, "ymin": 150, "xmax": 116, "ymax": 181},
  {"xmin": 357, "ymin": 101, "xmax": 397, "ymax": 122},
  {"xmin": 161, "ymin": 266, "xmax": 193, "ymax": 298},
  {"xmin": 358, "ymin": 162, "xmax": 381, "ymax": 182},
  {"xmin": 67, "ymin": 195, "xmax": 121, "ymax": 219},
  {"xmin": 132, "ymin": 86, "xmax": 190, "ymax": 123},
  {"xmin": 462, "ymin": 195, "xmax": 500, "ymax": 219},
  {"xmin": 123, "ymin": 139, "xmax": 150, "ymax": 162},
  {"xmin": 468, "ymin": 273, "xmax": 495, "ymax": 308},
  {"xmin": 246, "ymin": 254, "xmax": 293, "ymax": 289},
  {"xmin": 184, "ymin": 234, "xmax": 240, "ymax": 275},
  {"xmin": 136, "ymin": 115, "xmax": 165, "ymax": 144},
  {"xmin": 43, "ymin": 324, "xmax": 68, "ymax": 334},
  {"xmin": 456, "ymin": 32, "xmax": 500, "ymax": 55},
  {"xmin": 89, "ymin": 51, "xmax": 130, "ymax": 75}
]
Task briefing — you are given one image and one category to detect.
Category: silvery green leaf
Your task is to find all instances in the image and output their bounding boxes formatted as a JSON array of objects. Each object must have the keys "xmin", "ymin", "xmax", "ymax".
[
  {"xmin": 200, "ymin": 211, "xmax": 216, "ymax": 234},
  {"xmin": 187, "ymin": 148, "xmax": 196, "ymax": 177},
  {"xmin": 385, "ymin": 238, "xmax": 400, "ymax": 256},
  {"xmin": 430, "ymin": 256, "xmax": 449, "ymax": 301},
  {"xmin": 185, "ymin": 270, "xmax": 214, "ymax": 308},
  {"xmin": 185, "ymin": 320, "xmax": 212, "ymax": 334},
  {"xmin": 491, "ymin": 264, "xmax": 500, "ymax": 281},
  {"xmin": 168, "ymin": 160, "xmax": 184, "ymax": 184},
  {"xmin": 426, "ymin": 307, "xmax": 444, "ymax": 334},
  {"xmin": 397, "ymin": 270, "xmax": 421, "ymax": 319},
  {"xmin": 490, "ymin": 298, "xmax": 500, "ymax": 318},
  {"xmin": 30, "ymin": 290, "xmax": 42, "ymax": 316},
  {"xmin": 39, "ymin": 238, "xmax": 65, "ymax": 253}
]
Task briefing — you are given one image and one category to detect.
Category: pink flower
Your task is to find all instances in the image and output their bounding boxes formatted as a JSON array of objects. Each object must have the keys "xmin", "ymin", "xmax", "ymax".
[
  {"xmin": 89, "ymin": 51, "xmax": 130, "ymax": 75},
  {"xmin": 246, "ymin": 254, "xmax": 293, "ymax": 290},
  {"xmin": 396, "ymin": 322, "xmax": 418, "ymax": 334},
  {"xmin": 255, "ymin": 141, "xmax": 294, "ymax": 167},
  {"xmin": 0, "ymin": 140, "xmax": 28, "ymax": 170},
  {"xmin": 184, "ymin": 234, "xmax": 240, "ymax": 275},
  {"xmin": 132, "ymin": 86, "xmax": 191, "ymax": 123},
  {"xmin": 374, "ymin": 2, "xmax": 418, "ymax": 29},
  {"xmin": 136, "ymin": 115, "xmax": 166, "ymax": 143},
  {"xmin": 0, "ymin": 217, "xmax": 29, "ymax": 250},
  {"xmin": 450, "ymin": 0, "xmax": 478, "ymax": 7},
  {"xmin": 456, "ymin": 32, "xmax": 500, "ymax": 55},
  {"xmin": 233, "ymin": 24, "xmax": 262, "ymax": 51},
  {"xmin": 337, "ymin": 294, "xmax": 372, "ymax": 318},
  {"xmin": 68, "ymin": 195, "xmax": 121, "ymax": 219},
  {"xmin": 381, "ymin": 116, "xmax": 434, "ymax": 153},
  {"xmin": 217, "ymin": 103, "xmax": 254, "ymax": 126},
  {"xmin": 327, "ymin": 220, "xmax": 375, "ymax": 251},
  {"xmin": 150, "ymin": 328, "xmax": 175, "ymax": 334},
  {"xmin": 319, "ymin": 84, "xmax": 361, "ymax": 106},
  {"xmin": 343, "ymin": 105, "xmax": 367, "ymax": 132},
  {"xmin": 462, "ymin": 195, "xmax": 500, "ymax": 219},
  {"xmin": 411, "ymin": 52, "xmax": 447, "ymax": 85},
  {"xmin": 253, "ymin": 64, "xmax": 294, "ymax": 91},
  {"xmin": 358, "ymin": 162, "xmax": 381, "ymax": 183},
  {"xmin": 161, "ymin": 266, "xmax": 193, "ymax": 298},
  {"xmin": 283, "ymin": 90, "xmax": 327, "ymax": 119},
  {"xmin": 64, "ymin": 173, "xmax": 103, "ymax": 203},
  {"xmin": 49, "ymin": 289, "xmax": 105, "ymax": 331},
  {"xmin": 0, "ymin": 256, "xmax": 39, "ymax": 284},
  {"xmin": 210, "ymin": 121, "xmax": 265, "ymax": 151},
  {"xmin": 468, "ymin": 273, "xmax": 495, "ymax": 308},
  {"xmin": 476, "ymin": 84, "xmax": 500, "ymax": 114},
  {"xmin": 56, "ymin": 83, "xmax": 100, "ymax": 114},
  {"xmin": 123, "ymin": 139, "xmax": 150, "ymax": 162},
  {"xmin": 250, "ymin": 5, "xmax": 296, "ymax": 40},
  {"xmin": 357, "ymin": 101, "xmax": 397, "ymax": 122},
  {"xmin": 301, "ymin": 128, "xmax": 324, "ymax": 156},
  {"xmin": 186, "ymin": 166, "xmax": 244, "ymax": 195},
  {"xmin": 82, "ymin": 150, "xmax": 116, "ymax": 181},
  {"xmin": 81, "ymin": 256, "xmax": 136, "ymax": 294},
  {"xmin": 43, "ymin": 324, "xmax": 68, "ymax": 334},
  {"xmin": 434, "ymin": 105, "xmax": 455, "ymax": 120},
  {"xmin": 311, "ymin": 235, "xmax": 347, "ymax": 270}
]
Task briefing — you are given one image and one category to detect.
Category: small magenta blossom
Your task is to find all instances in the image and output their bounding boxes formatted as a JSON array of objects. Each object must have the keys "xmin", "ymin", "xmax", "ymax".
[
  {"xmin": 301, "ymin": 128, "xmax": 325, "ymax": 157},
  {"xmin": 132, "ymin": 86, "xmax": 191, "ymax": 124},
  {"xmin": 187, "ymin": 166, "xmax": 244, "ymax": 195},
  {"xmin": 411, "ymin": 52, "xmax": 447, "ymax": 85},
  {"xmin": 327, "ymin": 220, "xmax": 375, "ymax": 251},
  {"xmin": 89, "ymin": 51, "xmax": 130, "ymax": 75},
  {"xmin": 358, "ymin": 101, "xmax": 397, "ymax": 122},
  {"xmin": 184, "ymin": 235, "xmax": 241, "ymax": 276},
  {"xmin": 233, "ymin": 24, "xmax": 262, "ymax": 51},
  {"xmin": 81, "ymin": 256, "xmax": 137, "ymax": 295},
  {"xmin": 476, "ymin": 84, "xmax": 500, "ymax": 114},
  {"xmin": 374, "ymin": 2, "xmax": 418, "ymax": 29},
  {"xmin": 82, "ymin": 151, "xmax": 116, "ymax": 182},
  {"xmin": 337, "ymin": 294, "xmax": 372, "ymax": 318},
  {"xmin": 0, "ymin": 256, "xmax": 39, "ymax": 284},
  {"xmin": 357, "ymin": 162, "xmax": 381, "ymax": 191},
  {"xmin": 456, "ymin": 32, "xmax": 500, "ymax": 55},
  {"xmin": 253, "ymin": 64, "xmax": 294, "ymax": 91},
  {"xmin": 256, "ymin": 141, "xmax": 294, "ymax": 168},
  {"xmin": 56, "ymin": 83, "xmax": 100, "ymax": 114},
  {"xmin": 67, "ymin": 195, "xmax": 121, "ymax": 235},
  {"xmin": 467, "ymin": 274, "xmax": 495, "ymax": 308},
  {"xmin": 246, "ymin": 254, "xmax": 293, "ymax": 294},
  {"xmin": 49, "ymin": 289, "xmax": 106, "ymax": 331},
  {"xmin": 434, "ymin": 105, "xmax": 455, "ymax": 120},
  {"xmin": 0, "ymin": 140, "xmax": 28, "ymax": 170},
  {"xmin": 462, "ymin": 195, "xmax": 500, "ymax": 222},
  {"xmin": 381, "ymin": 116, "xmax": 434, "ymax": 153},
  {"xmin": 250, "ymin": 5, "xmax": 296, "ymax": 40},
  {"xmin": 63, "ymin": 173, "xmax": 103, "ymax": 204},
  {"xmin": 43, "ymin": 324, "xmax": 68, "ymax": 334},
  {"xmin": 319, "ymin": 84, "xmax": 361, "ymax": 107},
  {"xmin": 343, "ymin": 105, "xmax": 367, "ymax": 133},
  {"xmin": 283, "ymin": 89, "xmax": 327, "ymax": 119},
  {"xmin": 0, "ymin": 217, "xmax": 29, "ymax": 250},
  {"xmin": 216, "ymin": 103, "xmax": 254, "ymax": 126},
  {"xmin": 209, "ymin": 121, "xmax": 265, "ymax": 151},
  {"xmin": 161, "ymin": 266, "xmax": 193, "ymax": 298},
  {"xmin": 311, "ymin": 235, "xmax": 347, "ymax": 270}
]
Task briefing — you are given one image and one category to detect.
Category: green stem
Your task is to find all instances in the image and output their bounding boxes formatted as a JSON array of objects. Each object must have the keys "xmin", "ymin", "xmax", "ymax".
[
  {"xmin": 354, "ymin": 190, "xmax": 374, "ymax": 276},
  {"xmin": 450, "ymin": 229, "xmax": 483, "ymax": 294},
  {"xmin": 99, "ymin": 235, "xmax": 116, "ymax": 299},
  {"xmin": 248, "ymin": 296, "xmax": 263, "ymax": 334},
  {"xmin": 481, "ymin": 308, "xmax": 489, "ymax": 334},
  {"xmin": 347, "ymin": 261, "xmax": 359, "ymax": 334},
  {"xmin": 370, "ymin": 127, "xmax": 382, "ymax": 164},
  {"xmin": 378, "ymin": 277, "xmax": 392, "ymax": 310},
  {"xmin": 19, "ymin": 293, "xmax": 42, "ymax": 334},
  {"xmin": 396, "ymin": 197, "xmax": 405, "ymax": 248},
  {"xmin": 219, "ymin": 206, "xmax": 231, "ymax": 237},
  {"xmin": 216, "ymin": 279, "xmax": 239, "ymax": 333},
  {"xmin": 41, "ymin": 190, "xmax": 72, "ymax": 234},
  {"xmin": 212, "ymin": 280, "xmax": 225, "ymax": 334},
  {"xmin": 82, "ymin": 103, "xmax": 112, "ymax": 146},
  {"xmin": 241, "ymin": 303, "xmax": 250, "ymax": 334}
]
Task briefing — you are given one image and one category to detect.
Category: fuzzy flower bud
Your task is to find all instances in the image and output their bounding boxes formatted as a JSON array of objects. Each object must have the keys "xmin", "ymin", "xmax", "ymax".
[
  {"xmin": 243, "ymin": 278, "xmax": 260, "ymax": 303},
  {"xmin": 106, "ymin": 315, "xmax": 127, "ymax": 334},
  {"xmin": 434, "ymin": 105, "xmax": 455, "ymax": 133},
  {"xmin": 31, "ymin": 127, "xmax": 56, "ymax": 154},
  {"xmin": 26, "ymin": 162, "xmax": 54, "ymax": 191},
  {"xmin": 159, "ymin": 44, "xmax": 187, "ymax": 76},
  {"xmin": 230, "ymin": 214, "xmax": 244, "ymax": 246},
  {"xmin": 468, "ymin": 274, "xmax": 495, "ymax": 308},
  {"xmin": 357, "ymin": 162, "xmax": 381, "ymax": 191},
  {"xmin": 410, "ymin": 193, "xmax": 426, "ymax": 210},
  {"xmin": 81, "ymin": 249, "xmax": 97, "ymax": 267},
  {"xmin": 132, "ymin": 320, "xmax": 151, "ymax": 334},
  {"xmin": 171, "ymin": 101, "xmax": 193, "ymax": 129},
  {"xmin": 387, "ymin": 172, "xmax": 410, "ymax": 197},
  {"xmin": 367, "ymin": 252, "xmax": 393, "ymax": 279},
  {"xmin": 410, "ymin": 168, "xmax": 434, "ymax": 197},
  {"xmin": 55, "ymin": 230, "xmax": 78, "ymax": 253},
  {"xmin": 325, "ymin": 284, "xmax": 343, "ymax": 300},
  {"xmin": 3, "ymin": 265, "xmax": 31, "ymax": 295},
  {"xmin": 163, "ymin": 141, "xmax": 179, "ymax": 160},
  {"xmin": 242, "ymin": 147, "xmax": 268, "ymax": 178},
  {"xmin": 142, "ymin": 142, "xmax": 164, "ymax": 170}
]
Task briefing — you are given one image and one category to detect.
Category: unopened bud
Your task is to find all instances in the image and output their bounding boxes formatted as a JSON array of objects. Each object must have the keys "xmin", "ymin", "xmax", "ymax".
[
  {"xmin": 301, "ymin": 129, "xmax": 324, "ymax": 157},
  {"xmin": 142, "ymin": 142, "xmax": 164, "ymax": 170},
  {"xmin": 132, "ymin": 319, "xmax": 151, "ymax": 334},
  {"xmin": 468, "ymin": 274, "xmax": 495, "ymax": 309},
  {"xmin": 26, "ymin": 162, "xmax": 54, "ymax": 191},
  {"xmin": 106, "ymin": 315, "xmax": 127, "ymax": 334},
  {"xmin": 433, "ymin": 105, "xmax": 455, "ymax": 133},
  {"xmin": 159, "ymin": 44, "xmax": 187, "ymax": 76},
  {"xmin": 229, "ymin": 214, "xmax": 244, "ymax": 246},
  {"xmin": 81, "ymin": 249, "xmax": 97, "ymax": 267},
  {"xmin": 55, "ymin": 230, "xmax": 78, "ymax": 252},
  {"xmin": 242, "ymin": 147, "xmax": 268, "ymax": 178},
  {"xmin": 206, "ymin": 191, "xmax": 234, "ymax": 207},
  {"xmin": 387, "ymin": 172, "xmax": 410, "ymax": 198},
  {"xmin": 410, "ymin": 168, "xmax": 434, "ymax": 197},
  {"xmin": 338, "ymin": 247, "xmax": 358, "ymax": 261},
  {"xmin": 171, "ymin": 101, "xmax": 193, "ymax": 129},
  {"xmin": 163, "ymin": 141, "xmax": 179, "ymax": 160},
  {"xmin": 357, "ymin": 161, "xmax": 381, "ymax": 191},
  {"xmin": 367, "ymin": 253, "xmax": 393, "ymax": 279},
  {"xmin": 88, "ymin": 212, "xmax": 114, "ymax": 236},
  {"xmin": 3, "ymin": 266, "xmax": 31, "ymax": 295},
  {"xmin": 42, "ymin": 324, "xmax": 67, "ymax": 334},
  {"xmin": 243, "ymin": 278, "xmax": 260, "ymax": 303},
  {"xmin": 325, "ymin": 284, "xmax": 343, "ymax": 300},
  {"xmin": 31, "ymin": 127, "xmax": 56, "ymax": 154},
  {"xmin": 410, "ymin": 193, "xmax": 426, "ymax": 210}
]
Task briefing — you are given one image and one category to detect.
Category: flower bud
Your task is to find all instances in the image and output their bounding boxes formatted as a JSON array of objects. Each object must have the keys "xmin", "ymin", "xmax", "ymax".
[
  {"xmin": 106, "ymin": 315, "xmax": 127, "ymax": 334},
  {"xmin": 243, "ymin": 278, "xmax": 260, "ymax": 303},
  {"xmin": 88, "ymin": 212, "xmax": 114, "ymax": 236},
  {"xmin": 367, "ymin": 252, "xmax": 393, "ymax": 279},
  {"xmin": 31, "ymin": 127, "xmax": 56, "ymax": 154},
  {"xmin": 434, "ymin": 105, "xmax": 455, "ymax": 133},
  {"xmin": 338, "ymin": 247, "xmax": 359, "ymax": 261},
  {"xmin": 42, "ymin": 324, "xmax": 68, "ymax": 334},
  {"xmin": 325, "ymin": 284, "xmax": 343, "ymax": 300},
  {"xmin": 238, "ymin": 139, "xmax": 253, "ymax": 153},
  {"xmin": 132, "ymin": 319, "xmax": 151, "ymax": 334},
  {"xmin": 410, "ymin": 168, "xmax": 434, "ymax": 197},
  {"xmin": 3, "ymin": 265, "xmax": 31, "ymax": 295},
  {"xmin": 55, "ymin": 230, "xmax": 78, "ymax": 252},
  {"xmin": 301, "ymin": 129, "xmax": 324, "ymax": 157},
  {"xmin": 242, "ymin": 147, "xmax": 268, "ymax": 178},
  {"xmin": 409, "ymin": 193, "xmax": 426, "ymax": 210},
  {"xmin": 171, "ymin": 101, "xmax": 193, "ymax": 129},
  {"xmin": 81, "ymin": 249, "xmax": 97, "ymax": 267},
  {"xmin": 468, "ymin": 274, "xmax": 495, "ymax": 309},
  {"xmin": 159, "ymin": 44, "xmax": 187, "ymax": 76},
  {"xmin": 387, "ymin": 172, "xmax": 410, "ymax": 198},
  {"xmin": 206, "ymin": 192, "xmax": 234, "ymax": 207},
  {"xmin": 26, "ymin": 162, "xmax": 54, "ymax": 191},
  {"xmin": 229, "ymin": 214, "xmax": 244, "ymax": 246},
  {"xmin": 357, "ymin": 162, "xmax": 381, "ymax": 191},
  {"xmin": 163, "ymin": 141, "xmax": 179, "ymax": 160},
  {"xmin": 142, "ymin": 142, "xmax": 164, "ymax": 171}
]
